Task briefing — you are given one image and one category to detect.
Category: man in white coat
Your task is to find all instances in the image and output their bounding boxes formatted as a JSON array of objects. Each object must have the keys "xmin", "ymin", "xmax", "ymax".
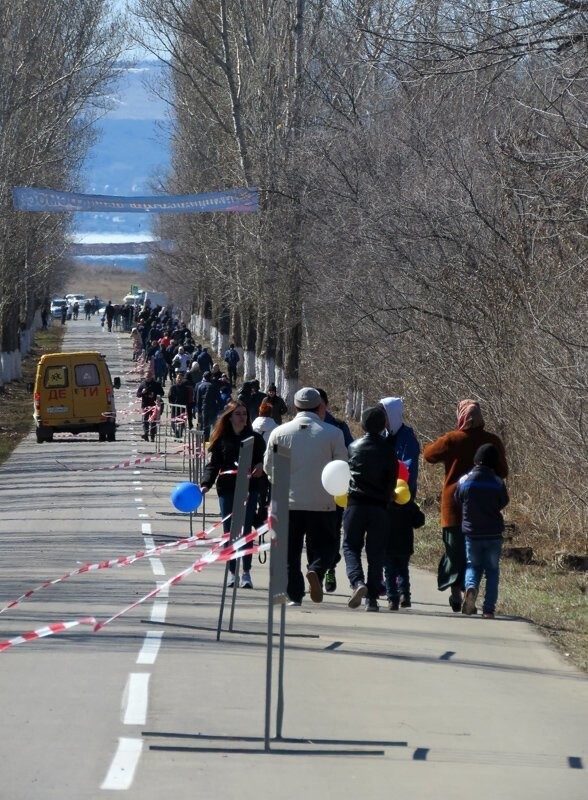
[{"xmin": 264, "ymin": 387, "xmax": 348, "ymax": 605}]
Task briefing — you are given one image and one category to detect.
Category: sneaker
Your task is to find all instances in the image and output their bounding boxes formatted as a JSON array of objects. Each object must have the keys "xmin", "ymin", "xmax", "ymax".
[
  {"xmin": 227, "ymin": 573, "xmax": 235, "ymax": 588},
  {"xmin": 365, "ymin": 599, "xmax": 379, "ymax": 612},
  {"xmin": 482, "ymin": 611, "xmax": 495, "ymax": 619},
  {"xmin": 240, "ymin": 572, "xmax": 253, "ymax": 589},
  {"xmin": 324, "ymin": 569, "xmax": 337, "ymax": 593},
  {"xmin": 462, "ymin": 587, "xmax": 478, "ymax": 615},
  {"xmin": 399, "ymin": 594, "xmax": 412, "ymax": 608},
  {"xmin": 388, "ymin": 598, "xmax": 400, "ymax": 611},
  {"xmin": 306, "ymin": 570, "xmax": 323, "ymax": 603},
  {"xmin": 287, "ymin": 600, "xmax": 302, "ymax": 607},
  {"xmin": 348, "ymin": 581, "xmax": 367, "ymax": 609}
]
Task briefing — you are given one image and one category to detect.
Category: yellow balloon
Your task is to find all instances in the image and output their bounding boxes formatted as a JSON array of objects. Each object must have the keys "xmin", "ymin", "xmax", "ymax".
[
  {"xmin": 334, "ymin": 493, "xmax": 348, "ymax": 508},
  {"xmin": 396, "ymin": 479, "xmax": 409, "ymax": 491},
  {"xmin": 394, "ymin": 482, "xmax": 411, "ymax": 505}
]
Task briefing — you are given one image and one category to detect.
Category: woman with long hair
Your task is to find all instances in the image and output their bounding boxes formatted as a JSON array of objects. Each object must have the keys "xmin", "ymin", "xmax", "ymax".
[{"xmin": 201, "ymin": 400, "xmax": 266, "ymax": 588}]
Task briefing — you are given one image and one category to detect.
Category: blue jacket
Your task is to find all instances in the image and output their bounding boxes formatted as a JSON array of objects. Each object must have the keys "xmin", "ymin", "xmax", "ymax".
[
  {"xmin": 324, "ymin": 410, "xmax": 353, "ymax": 447},
  {"xmin": 393, "ymin": 424, "xmax": 420, "ymax": 498},
  {"xmin": 454, "ymin": 465, "xmax": 509, "ymax": 537}
]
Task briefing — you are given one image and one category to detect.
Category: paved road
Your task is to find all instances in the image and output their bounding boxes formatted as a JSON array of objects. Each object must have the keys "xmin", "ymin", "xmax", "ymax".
[{"xmin": 0, "ymin": 319, "xmax": 586, "ymax": 799}]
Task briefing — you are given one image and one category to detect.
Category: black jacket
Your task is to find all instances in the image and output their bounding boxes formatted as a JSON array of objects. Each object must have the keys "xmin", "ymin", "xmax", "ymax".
[
  {"xmin": 387, "ymin": 500, "xmax": 426, "ymax": 557},
  {"xmin": 201, "ymin": 430, "xmax": 266, "ymax": 496},
  {"xmin": 136, "ymin": 379, "xmax": 164, "ymax": 409},
  {"xmin": 347, "ymin": 433, "xmax": 398, "ymax": 508}
]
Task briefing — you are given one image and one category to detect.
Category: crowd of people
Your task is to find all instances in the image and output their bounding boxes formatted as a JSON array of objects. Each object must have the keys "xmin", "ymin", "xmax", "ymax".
[{"xmin": 131, "ymin": 301, "xmax": 510, "ymax": 615}]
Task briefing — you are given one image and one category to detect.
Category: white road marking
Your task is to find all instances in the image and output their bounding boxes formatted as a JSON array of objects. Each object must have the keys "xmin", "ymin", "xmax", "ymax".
[
  {"xmin": 133, "ymin": 470, "xmax": 141, "ymax": 475},
  {"xmin": 137, "ymin": 506, "xmax": 146, "ymax": 511},
  {"xmin": 123, "ymin": 673, "xmax": 150, "ymax": 725},
  {"xmin": 143, "ymin": 535, "xmax": 155, "ymax": 548},
  {"xmin": 150, "ymin": 600, "xmax": 167, "ymax": 623},
  {"xmin": 141, "ymin": 523, "xmax": 151, "ymax": 535},
  {"xmin": 149, "ymin": 558, "xmax": 165, "ymax": 576},
  {"xmin": 156, "ymin": 581, "xmax": 169, "ymax": 597},
  {"xmin": 138, "ymin": 513, "xmax": 149, "ymax": 518},
  {"xmin": 100, "ymin": 737, "xmax": 143, "ymax": 791},
  {"xmin": 136, "ymin": 631, "xmax": 164, "ymax": 665},
  {"xmin": 134, "ymin": 497, "xmax": 143, "ymax": 502}
]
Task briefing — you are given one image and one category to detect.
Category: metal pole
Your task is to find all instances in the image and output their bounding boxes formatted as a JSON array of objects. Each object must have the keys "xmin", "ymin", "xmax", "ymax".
[
  {"xmin": 216, "ymin": 562, "xmax": 230, "ymax": 641},
  {"xmin": 276, "ymin": 601, "xmax": 286, "ymax": 740},
  {"xmin": 264, "ymin": 591, "xmax": 274, "ymax": 752}
]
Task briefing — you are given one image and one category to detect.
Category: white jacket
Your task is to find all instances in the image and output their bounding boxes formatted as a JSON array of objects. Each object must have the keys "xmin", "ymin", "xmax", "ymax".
[
  {"xmin": 264, "ymin": 411, "xmax": 348, "ymax": 511},
  {"xmin": 252, "ymin": 415, "xmax": 278, "ymax": 443}
]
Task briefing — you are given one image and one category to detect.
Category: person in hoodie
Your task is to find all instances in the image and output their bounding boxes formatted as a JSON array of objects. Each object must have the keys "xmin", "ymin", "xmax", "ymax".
[
  {"xmin": 453, "ymin": 443, "xmax": 509, "ymax": 618},
  {"xmin": 423, "ymin": 400, "xmax": 508, "ymax": 612},
  {"xmin": 378, "ymin": 397, "xmax": 420, "ymax": 498}
]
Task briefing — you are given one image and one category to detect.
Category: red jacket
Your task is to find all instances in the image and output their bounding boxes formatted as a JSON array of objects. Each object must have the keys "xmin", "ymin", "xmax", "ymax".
[{"xmin": 423, "ymin": 428, "xmax": 508, "ymax": 527}]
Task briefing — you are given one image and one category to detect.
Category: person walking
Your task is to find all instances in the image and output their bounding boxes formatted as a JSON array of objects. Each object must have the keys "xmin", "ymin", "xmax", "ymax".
[
  {"xmin": 454, "ymin": 443, "xmax": 509, "ymax": 618},
  {"xmin": 385, "ymin": 498, "xmax": 426, "ymax": 610},
  {"xmin": 201, "ymin": 401, "xmax": 266, "ymax": 588},
  {"xmin": 197, "ymin": 371, "xmax": 222, "ymax": 439},
  {"xmin": 264, "ymin": 387, "xmax": 348, "ymax": 606},
  {"xmin": 264, "ymin": 384, "xmax": 288, "ymax": 425},
  {"xmin": 105, "ymin": 301, "xmax": 115, "ymax": 333},
  {"xmin": 168, "ymin": 371, "xmax": 194, "ymax": 437},
  {"xmin": 423, "ymin": 399, "xmax": 508, "ymax": 612},
  {"xmin": 316, "ymin": 388, "xmax": 353, "ymax": 593},
  {"xmin": 224, "ymin": 343, "xmax": 240, "ymax": 387},
  {"xmin": 197, "ymin": 346, "xmax": 213, "ymax": 374},
  {"xmin": 343, "ymin": 406, "xmax": 398, "ymax": 611},
  {"xmin": 136, "ymin": 371, "xmax": 164, "ymax": 442}
]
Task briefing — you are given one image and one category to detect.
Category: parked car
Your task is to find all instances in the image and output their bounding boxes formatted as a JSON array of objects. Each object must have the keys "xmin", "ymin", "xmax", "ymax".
[
  {"xmin": 65, "ymin": 293, "xmax": 86, "ymax": 305},
  {"xmin": 50, "ymin": 299, "xmax": 72, "ymax": 319}
]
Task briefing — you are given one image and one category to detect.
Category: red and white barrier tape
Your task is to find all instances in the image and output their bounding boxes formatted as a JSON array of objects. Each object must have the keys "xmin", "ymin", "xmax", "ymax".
[
  {"xmin": 94, "ymin": 525, "xmax": 270, "ymax": 631},
  {"xmin": 0, "ymin": 526, "xmax": 271, "ymax": 652},
  {"xmin": 0, "ymin": 515, "xmax": 232, "ymax": 614},
  {"xmin": 0, "ymin": 618, "xmax": 97, "ymax": 652},
  {"xmin": 55, "ymin": 445, "xmax": 188, "ymax": 473}
]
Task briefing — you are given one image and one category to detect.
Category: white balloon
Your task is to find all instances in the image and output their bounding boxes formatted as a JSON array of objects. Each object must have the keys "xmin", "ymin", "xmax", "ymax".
[{"xmin": 321, "ymin": 460, "xmax": 351, "ymax": 496}]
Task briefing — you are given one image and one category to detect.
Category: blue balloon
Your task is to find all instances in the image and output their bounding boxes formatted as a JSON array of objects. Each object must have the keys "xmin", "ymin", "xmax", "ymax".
[{"xmin": 171, "ymin": 482, "xmax": 203, "ymax": 513}]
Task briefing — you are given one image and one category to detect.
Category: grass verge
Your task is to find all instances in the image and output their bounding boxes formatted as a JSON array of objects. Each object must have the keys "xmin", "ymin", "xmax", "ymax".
[
  {"xmin": 0, "ymin": 325, "xmax": 65, "ymax": 465},
  {"xmin": 412, "ymin": 516, "xmax": 588, "ymax": 673}
]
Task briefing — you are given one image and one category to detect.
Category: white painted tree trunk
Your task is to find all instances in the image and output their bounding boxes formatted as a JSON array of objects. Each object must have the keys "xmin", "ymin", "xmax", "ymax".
[
  {"xmin": 255, "ymin": 355, "xmax": 264, "ymax": 381},
  {"xmin": 202, "ymin": 316, "xmax": 211, "ymax": 340},
  {"xmin": 275, "ymin": 366, "xmax": 285, "ymax": 397},
  {"xmin": 219, "ymin": 332, "xmax": 229, "ymax": 355},
  {"xmin": 243, "ymin": 350, "xmax": 256, "ymax": 380},
  {"xmin": 283, "ymin": 375, "xmax": 299, "ymax": 409},
  {"xmin": 264, "ymin": 357, "xmax": 275, "ymax": 390},
  {"xmin": 210, "ymin": 325, "xmax": 219, "ymax": 353}
]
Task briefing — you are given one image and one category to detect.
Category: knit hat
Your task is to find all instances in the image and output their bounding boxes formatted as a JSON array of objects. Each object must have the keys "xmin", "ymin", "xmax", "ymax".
[
  {"xmin": 474, "ymin": 443, "xmax": 499, "ymax": 470},
  {"xmin": 361, "ymin": 406, "xmax": 387, "ymax": 434},
  {"xmin": 294, "ymin": 387, "xmax": 321, "ymax": 410}
]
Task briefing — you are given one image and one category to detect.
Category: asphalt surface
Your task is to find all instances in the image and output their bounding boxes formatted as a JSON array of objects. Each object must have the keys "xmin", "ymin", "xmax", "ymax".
[{"xmin": 0, "ymin": 319, "xmax": 586, "ymax": 799}]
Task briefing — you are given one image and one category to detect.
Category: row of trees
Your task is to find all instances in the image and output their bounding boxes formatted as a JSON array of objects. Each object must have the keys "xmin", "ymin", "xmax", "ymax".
[
  {"xmin": 0, "ymin": 0, "xmax": 125, "ymax": 353},
  {"xmin": 137, "ymin": 0, "xmax": 587, "ymax": 543}
]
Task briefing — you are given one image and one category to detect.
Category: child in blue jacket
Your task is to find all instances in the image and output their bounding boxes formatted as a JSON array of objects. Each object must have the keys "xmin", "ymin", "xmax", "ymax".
[{"xmin": 454, "ymin": 443, "xmax": 509, "ymax": 618}]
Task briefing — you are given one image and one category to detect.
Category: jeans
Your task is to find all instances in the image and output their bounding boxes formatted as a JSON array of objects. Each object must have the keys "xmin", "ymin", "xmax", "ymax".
[
  {"xmin": 343, "ymin": 504, "xmax": 389, "ymax": 601},
  {"xmin": 465, "ymin": 536, "xmax": 502, "ymax": 613},
  {"xmin": 218, "ymin": 490, "xmax": 259, "ymax": 574},
  {"xmin": 287, "ymin": 510, "xmax": 338, "ymax": 603},
  {"xmin": 385, "ymin": 556, "xmax": 411, "ymax": 601}
]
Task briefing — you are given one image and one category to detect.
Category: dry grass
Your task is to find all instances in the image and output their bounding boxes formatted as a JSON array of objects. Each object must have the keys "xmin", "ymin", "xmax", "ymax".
[
  {"xmin": 0, "ymin": 325, "xmax": 65, "ymax": 464},
  {"xmin": 62, "ymin": 263, "xmax": 146, "ymax": 303}
]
